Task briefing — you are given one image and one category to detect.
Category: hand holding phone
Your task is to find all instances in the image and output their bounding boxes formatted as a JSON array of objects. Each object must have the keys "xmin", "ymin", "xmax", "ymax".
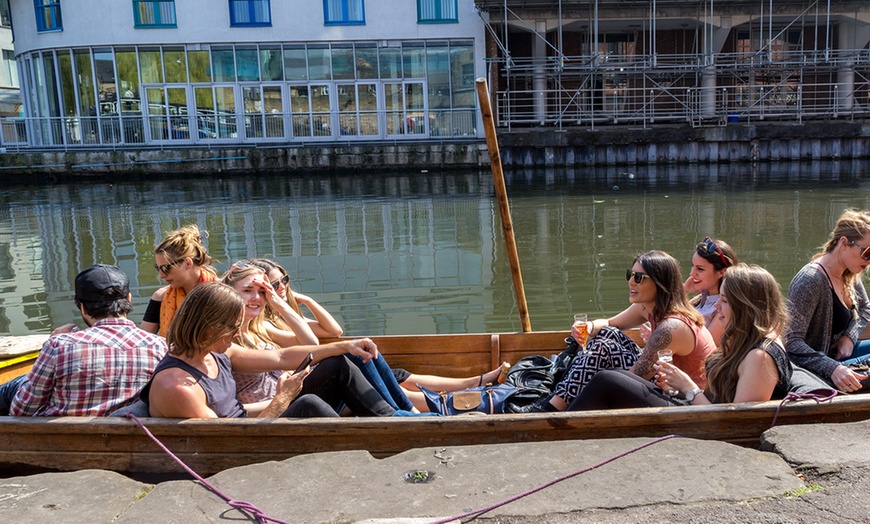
[{"xmin": 293, "ymin": 353, "xmax": 314, "ymax": 375}]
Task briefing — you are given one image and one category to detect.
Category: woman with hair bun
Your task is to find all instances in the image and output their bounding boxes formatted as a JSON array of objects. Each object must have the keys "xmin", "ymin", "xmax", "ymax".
[{"xmin": 140, "ymin": 224, "xmax": 218, "ymax": 336}]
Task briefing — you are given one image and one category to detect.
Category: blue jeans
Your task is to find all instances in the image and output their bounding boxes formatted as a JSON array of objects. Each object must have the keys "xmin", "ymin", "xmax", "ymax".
[
  {"xmin": 0, "ymin": 375, "xmax": 26, "ymax": 415},
  {"xmin": 841, "ymin": 339, "xmax": 870, "ymax": 366},
  {"xmin": 348, "ymin": 354, "xmax": 416, "ymax": 412}
]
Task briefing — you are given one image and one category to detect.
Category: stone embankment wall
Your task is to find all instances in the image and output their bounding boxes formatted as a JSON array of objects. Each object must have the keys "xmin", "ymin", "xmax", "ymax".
[{"xmin": 0, "ymin": 122, "xmax": 867, "ymax": 176}]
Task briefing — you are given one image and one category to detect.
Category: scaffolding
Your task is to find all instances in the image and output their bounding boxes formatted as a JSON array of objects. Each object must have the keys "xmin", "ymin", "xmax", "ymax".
[{"xmin": 476, "ymin": 0, "xmax": 870, "ymax": 128}]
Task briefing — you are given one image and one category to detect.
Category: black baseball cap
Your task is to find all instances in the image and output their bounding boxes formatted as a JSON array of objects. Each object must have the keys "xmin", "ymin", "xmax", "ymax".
[{"xmin": 74, "ymin": 264, "xmax": 130, "ymax": 302}]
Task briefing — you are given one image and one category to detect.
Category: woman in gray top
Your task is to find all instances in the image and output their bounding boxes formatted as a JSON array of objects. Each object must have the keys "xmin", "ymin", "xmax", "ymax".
[{"xmin": 784, "ymin": 209, "xmax": 870, "ymax": 393}]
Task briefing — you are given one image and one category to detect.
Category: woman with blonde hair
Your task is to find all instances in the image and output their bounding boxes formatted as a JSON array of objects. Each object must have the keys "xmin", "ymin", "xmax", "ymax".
[
  {"xmin": 569, "ymin": 264, "xmax": 793, "ymax": 409},
  {"xmin": 220, "ymin": 263, "xmax": 397, "ymax": 416},
  {"xmin": 785, "ymin": 209, "xmax": 870, "ymax": 393},
  {"xmin": 141, "ymin": 224, "xmax": 218, "ymax": 336}
]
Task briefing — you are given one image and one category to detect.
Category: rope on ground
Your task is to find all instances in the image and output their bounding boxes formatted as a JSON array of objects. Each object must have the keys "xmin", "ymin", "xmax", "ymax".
[
  {"xmin": 769, "ymin": 389, "xmax": 839, "ymax": 429},
  {"xmin": 426, "ymin": 434, "xmax": 682, "ymax": 524},
  {"xmin": 124, "ymin": 414, "xmax": 291, "ymax": 524}
]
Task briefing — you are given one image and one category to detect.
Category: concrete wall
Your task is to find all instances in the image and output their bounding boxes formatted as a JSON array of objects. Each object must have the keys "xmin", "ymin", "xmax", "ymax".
[{"xmin": 2, "ymin": 122, "xmax": 869, "ymax": 175}]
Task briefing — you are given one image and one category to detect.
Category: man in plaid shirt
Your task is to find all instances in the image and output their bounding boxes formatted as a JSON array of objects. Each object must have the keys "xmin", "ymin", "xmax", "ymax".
[{"xmin": 2, "ymin": 264, "xmax": 166, "ymax": 416}]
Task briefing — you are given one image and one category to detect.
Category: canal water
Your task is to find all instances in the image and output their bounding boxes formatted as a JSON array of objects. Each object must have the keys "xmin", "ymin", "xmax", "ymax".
[{"xmin": 1, "ymin": 161, "xmax": 869, "ymax": 337}]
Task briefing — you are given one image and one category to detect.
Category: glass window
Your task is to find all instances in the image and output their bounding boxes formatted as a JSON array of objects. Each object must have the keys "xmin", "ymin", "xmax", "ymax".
[
  {"xmin": 211, "ymin": 47, "xmax": 236, "ymax": 82},
  {"xmin": 115, "ymin": 49, "xmax": 141, "ymax": 113},
  {"xmin": 236, "ymin": 47, "xmax": 259, "ymax": 81},
  {"xmin": 450, "ymin": 44, "xmax": 474, "ymax": 108},
  {"xmin": 57, "ymin": 51, "xmax": 76, "ymax": 116},
  {"xmin": 0, "ymin": 1, "xmax": 11, "ymax": 27},
  {"xmin": 260, "ymin": 47, "xmax": 282, "ymax": 81},
  {"xmin": 307, "ymin": 46, "xmax": 330, "ymax": 81},
  {"xmin": 331, "ymin": 45, "xmax": 354, "ymax": 80},
  {"xmin": 283, "ymin": 45, "xmax": 307, "ymax": 81},
  {"xmin": 323, "ymin": 0, "xmax": 364, "ymax": 26},
  {"xmin": 34, "ymin": 0, "xmax": 63, "ymax": 32},
  {"xmin": 75, "ymin": 50, "xmax": 96, "ymax": 116},
  {"xmin": 188, "ymin": 50, "xmax": 211, "ymax": 83},
  {"xmin": 93, "ymin": 50, "xmax": 117, "ymax": 115},
  {"xmin": 403, "ymin": 44, "xmax": 426, "ymax": 78},
  {"xmin": 426, "ymin": 45, "xmax": 450, "ymax": 109},
  {"xmin": 417, "ymin": 0, "xmax": 457, "ymax": 23},
  {"xmin": 229, "ymin": 0, "xmax": 271, "ymax": 26},
  {"xmin": 3, "ymin": 50, "xmax": 18, "ymax": 88},
  {"xmin": 138, "ymin": 48, "xmax": 163, "ymax": 83},
  {"xmin": 355, "ymin": 44, "xmax": 377, "ymax": 80},
  {"xmin": 133, "ymin": 0, "xmax": 176, "ymax": 27},
  {"xmin": 164, "ymin": 47, "xmax": 187, "ymax": 83},
  {"xmin": 379, "ymin": 47, "xmax": 401, "ymax": 79}
]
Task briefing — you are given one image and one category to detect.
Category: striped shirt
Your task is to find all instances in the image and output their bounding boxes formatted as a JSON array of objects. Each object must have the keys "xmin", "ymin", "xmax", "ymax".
[{"xmin": 10, "ymin": 318, "xmax": 167, "ymax": 416}]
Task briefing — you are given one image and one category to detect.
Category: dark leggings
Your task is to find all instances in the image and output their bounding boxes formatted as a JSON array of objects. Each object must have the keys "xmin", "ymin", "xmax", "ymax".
[
  {"xmin": 281, "ymin": 394, "xmax": 340, "ymax": 418},
  {"xmin": 301, "ymin": 355, "xmax": 396, "ymax": 417},
  {"xmin": 567, "ymin": 369, "xmax": 682, "ymax": 411}
]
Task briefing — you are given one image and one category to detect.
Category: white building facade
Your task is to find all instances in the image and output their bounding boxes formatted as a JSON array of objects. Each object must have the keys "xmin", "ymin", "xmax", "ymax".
[{"xmin": 7, "ymin": 0, "xmax": 486, "ymax": 147}]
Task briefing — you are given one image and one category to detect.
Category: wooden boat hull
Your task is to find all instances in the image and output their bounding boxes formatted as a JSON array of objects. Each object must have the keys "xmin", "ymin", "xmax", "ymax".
[
  {"xmin": 2, "ymin": 329, "xmax": 869, "ymax": 479},
  {"xmin": 2, "ymin": 395, "xmax": 870, "ymax": 479}
]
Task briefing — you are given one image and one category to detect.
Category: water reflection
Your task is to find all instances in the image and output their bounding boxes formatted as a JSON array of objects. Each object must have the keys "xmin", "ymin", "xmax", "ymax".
[{"xmin": 1, "ymin": 161, "xmax": 869, "ymax": 336}]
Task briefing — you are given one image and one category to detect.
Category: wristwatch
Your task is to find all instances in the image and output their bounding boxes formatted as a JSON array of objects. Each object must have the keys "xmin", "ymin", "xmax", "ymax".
[{"xmin": 685, "ymin": 388, "xmax": 703, "ymax": 402}]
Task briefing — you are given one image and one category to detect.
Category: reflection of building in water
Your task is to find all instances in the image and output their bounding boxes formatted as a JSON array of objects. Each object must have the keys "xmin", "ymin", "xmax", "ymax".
[
  {"xmin": 0, "ymin": 173, "xmax": 499, "ymax": 336},
  {"xmin": 7, "ymin": 0, "xmax": 484, "ymax": 148}
]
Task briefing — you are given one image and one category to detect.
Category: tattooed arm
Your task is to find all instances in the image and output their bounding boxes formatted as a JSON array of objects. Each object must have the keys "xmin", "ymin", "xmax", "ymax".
[{"xmin": 630, "ymin": 318, "xmax": 693, "ymax": 380}]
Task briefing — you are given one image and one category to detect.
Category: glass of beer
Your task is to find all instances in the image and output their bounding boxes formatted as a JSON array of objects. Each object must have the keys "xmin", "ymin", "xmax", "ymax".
[
  {"xmin": 573, "ymin": 313, "xmax": 589, "ymax": 351},
  {"xmin": 657, "ymin": 349, "xmax": 676, "ymax": 395}
]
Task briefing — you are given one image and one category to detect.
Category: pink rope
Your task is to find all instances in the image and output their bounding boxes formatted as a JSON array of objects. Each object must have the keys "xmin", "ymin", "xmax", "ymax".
[
  {"xmin": 769, "ymin": 389, "xmax": 839, "ymax": 429},
  {"xmin": 426, "ymin": 434, "xmax": 681, "ymax": 524},
  {"xmin": 124, "ymin": 414, "xmax": 291, "ymax": 524}
]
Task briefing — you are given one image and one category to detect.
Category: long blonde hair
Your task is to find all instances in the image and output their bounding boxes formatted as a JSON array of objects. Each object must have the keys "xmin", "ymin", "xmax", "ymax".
[
  {"xmin": 704, "ymin": 264, "xmax": 788, "ymax": 403},
  {"xmin": 220, "ymin": 262, "xmax": 275, "ymax": 349},
  {"xmin": 155, "ymin": 224, "xmax": 217, "ymax": 279},
  {"xmin": 166, "ymin": 282, "xmax": 244, "ymax": 359},
  {"xmin": 248, "ymin": 258, "xmax": 302, "ymax": 327},
  {"xmin": 811, "ymin": 208, "xmax": 870, "ymax": 305}
]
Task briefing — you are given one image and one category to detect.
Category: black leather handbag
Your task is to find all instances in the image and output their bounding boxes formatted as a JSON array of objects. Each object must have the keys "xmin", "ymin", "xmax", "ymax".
[
  {"xmin": 503, "ymin": 337, "xmax": 579, "ymax": 413},
  {"xmin": 419, "ymin": 384, "xmax": 518, "ymax": 415}
]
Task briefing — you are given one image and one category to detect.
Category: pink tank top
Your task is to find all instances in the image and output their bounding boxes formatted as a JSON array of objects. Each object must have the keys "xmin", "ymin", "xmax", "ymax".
[{"xmin": 651, "ymin": 314, "xmax": 716, "ymax": 389}]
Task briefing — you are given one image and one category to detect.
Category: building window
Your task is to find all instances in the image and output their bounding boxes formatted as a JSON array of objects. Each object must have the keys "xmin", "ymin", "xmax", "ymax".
[
  {"xmin": 417, "ymin": 0, "xmax": 457, "ymax": 23},
  {"xmin": 0, "ymin": 1, "xmax": 11, "ymax": 27},
  {"xmin": 2, "ymin": 50, "xmax": 18, "ymax": 88},
  {"xmin": 34, "ymin": 0, "xmax": 63, "ymax": 32},
  {"xmin": 229, "ymin": 0, "xmax": 271, "ymax": 26},
  {"xmin": 133, "ymin": 0, "xmax": 177, "ymax": 28},
  {"xmin": 323, "ymin": 0, "xmax": 364, "ymax": 26}
]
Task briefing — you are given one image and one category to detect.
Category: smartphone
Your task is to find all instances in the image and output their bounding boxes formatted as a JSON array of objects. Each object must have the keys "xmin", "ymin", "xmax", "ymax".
[{"xmin": 293, "ymin": 353, "xmax": 314, "ymax": 375}]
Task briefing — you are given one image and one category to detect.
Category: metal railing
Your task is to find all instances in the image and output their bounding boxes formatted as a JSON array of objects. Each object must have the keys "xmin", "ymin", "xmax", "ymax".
[{"xmin": 492, "ymin": 49, "xmax": 870, "ymax": 128}]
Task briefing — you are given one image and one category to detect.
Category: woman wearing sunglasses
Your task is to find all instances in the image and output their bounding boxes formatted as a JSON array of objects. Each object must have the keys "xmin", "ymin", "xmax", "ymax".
[
  {"xmin": 140, "ymin": 224, "xmax": 218, "ymax": 336},
  {"xmin": 219, "ymin": 264, "xmax": 398, "ymax": 416},
  {"xmin": 568, "ymin": 264, "xmax": 792, "ymax": 410},
  {"xmin": 247, "ymin": 258, "xmax": 343, "ymax": 341},
  {"xmin": 785, "ymin": 209, "xmax": 870, "ymax": 393},
  {"xmin": 524, "ymin": 250, "xmax": 716, "ymax": 412}
]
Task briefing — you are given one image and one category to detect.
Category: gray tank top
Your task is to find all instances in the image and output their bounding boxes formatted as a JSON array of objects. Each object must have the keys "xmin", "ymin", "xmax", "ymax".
[{"xmin": 142, "ymin": 353, "xmax": 247, "ymax": 418}]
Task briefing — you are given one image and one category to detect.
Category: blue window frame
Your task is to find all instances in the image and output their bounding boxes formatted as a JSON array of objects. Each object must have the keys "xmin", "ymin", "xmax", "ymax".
[
  {"xmin": 229, "ymin": 0, "xmax": 271, "ymax": 27},
  {"xmin": 417, "ymin": 0, "xmax": 457, "ymax": 23},
  {"xmin": 323, "ymin": 0, "xmax": 364, "ymax": 26},
  {"xmin": 34, "ymin": 0, "xmax": 62, "ymax": 32},
  {"xmin": 133, "ymin": 0, "xmax": 177, "ymax": 28}
]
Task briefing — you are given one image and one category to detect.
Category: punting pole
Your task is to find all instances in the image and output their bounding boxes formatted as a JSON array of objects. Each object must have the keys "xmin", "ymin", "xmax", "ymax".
[{"xmin": 475, "ymin": 78, "xmax": 532, "ymax": 333}]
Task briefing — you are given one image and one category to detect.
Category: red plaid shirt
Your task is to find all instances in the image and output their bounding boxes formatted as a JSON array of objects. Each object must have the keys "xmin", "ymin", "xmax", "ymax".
[{"xmin": 10, "ymin": 318, "xmax": 167, "ymax": 416}]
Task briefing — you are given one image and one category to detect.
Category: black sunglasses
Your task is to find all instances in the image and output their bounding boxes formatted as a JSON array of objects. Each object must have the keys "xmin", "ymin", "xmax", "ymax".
[
  {"xmin": 626, "ymin": 269, "xmax": 650, "ymax": 284},
  {"xmin": 851, "ymin": 240, "xmax": 870, "ymax": 261},
  {"xmin": 702, "ymin": 237, "xmax": 730, "ymax": 268},
  {"xmin": 271, "ymin": 274, "xmax": 290, "ymax": 291},
  {"xmin": 154, "ymin": 260, "xmax": 179, "ymax": 274}
]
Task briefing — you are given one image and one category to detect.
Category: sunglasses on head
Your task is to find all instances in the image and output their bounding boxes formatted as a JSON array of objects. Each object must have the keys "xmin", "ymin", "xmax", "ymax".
[
  {"xmin": 154, "ymin": 260, "xmax": 179, "ymax": 274},
  {"xmin": 702, "ymin": 237, "xmax": 731, "ymax": 268},
  {"xmin": 626, "ymin": 269, "xmax": 650, "ymax": 284},
  {"xmin": 850, "ymin": 240, "xmax": 870, "ymax": 261},
  {"xmin": 271, "ymin": 274, "xmax": 290, "ymax": 291}
]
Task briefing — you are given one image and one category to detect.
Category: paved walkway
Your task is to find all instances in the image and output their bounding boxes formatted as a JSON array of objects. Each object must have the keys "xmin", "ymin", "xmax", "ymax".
[{"xmin": 1, "ymin": 420, "xmax": 869, "ymax": 524}]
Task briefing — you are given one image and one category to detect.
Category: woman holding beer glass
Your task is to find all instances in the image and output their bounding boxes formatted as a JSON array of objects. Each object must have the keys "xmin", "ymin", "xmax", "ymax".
[
  {"xmin": 567, "ymin": 264, "xmax": 793, "ymax": 410},
  {"xmin": 521, "ymin": 250, "xmax": 716, "ymax": 413}
]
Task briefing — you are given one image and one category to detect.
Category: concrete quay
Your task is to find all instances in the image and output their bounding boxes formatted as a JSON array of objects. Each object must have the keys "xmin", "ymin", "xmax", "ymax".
[{"xmin": 1, "ymin": 419, "xmax": 868, "ymax": 524}]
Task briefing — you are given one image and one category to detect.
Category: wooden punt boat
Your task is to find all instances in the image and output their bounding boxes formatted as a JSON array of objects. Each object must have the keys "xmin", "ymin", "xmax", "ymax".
[{"xmin": 2, "ymin": 329, "xmax": 870, "ymax": 480}]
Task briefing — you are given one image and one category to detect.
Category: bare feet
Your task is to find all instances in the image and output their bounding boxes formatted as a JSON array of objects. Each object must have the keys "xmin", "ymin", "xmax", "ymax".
[{"xmin": 480, "ymin": 362, "xmax": 511, "ymax": 385}]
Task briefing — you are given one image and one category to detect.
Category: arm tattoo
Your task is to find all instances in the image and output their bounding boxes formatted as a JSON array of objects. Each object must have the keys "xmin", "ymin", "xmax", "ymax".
[{"xmin": 631, "ymin": 319, "xmax": 677, "ymax": 379}]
